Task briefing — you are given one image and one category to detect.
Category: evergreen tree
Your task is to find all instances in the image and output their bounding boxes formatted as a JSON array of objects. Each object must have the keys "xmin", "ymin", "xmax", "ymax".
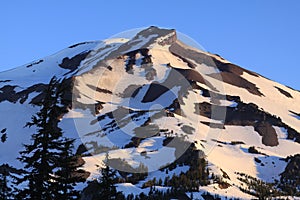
[
  {"xmin": 82, "ymin": 153, "xmax": 125, "ymax": 200},
  {"xmin": 96, "ymin": 153, "xmax": 119, "ymax": 199},
  {"xmin": 0, "ymin": 171, "xmax": 10, "ymax": 200},
  {"xmin": 0, "ymin": 164, "xmax": 14, "ymax": 200},
  {"xmin": 53, "ymin": 138, "xmax": 86, "ymax": 199},
  {"xmin": 16, "ymin": 77, "xmax": 81, "ymax": 199}
]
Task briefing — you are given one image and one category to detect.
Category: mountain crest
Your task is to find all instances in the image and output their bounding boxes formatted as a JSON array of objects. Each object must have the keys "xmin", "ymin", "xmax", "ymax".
[{"xmin": 1, "ymin": 27, "xmax": 300, "ymax": 199}]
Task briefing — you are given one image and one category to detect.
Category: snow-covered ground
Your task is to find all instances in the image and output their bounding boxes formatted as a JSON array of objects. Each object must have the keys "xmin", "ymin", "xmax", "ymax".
[{"xmin": 0, "ymin": 26, "xmax": 299, "ymax": 199}]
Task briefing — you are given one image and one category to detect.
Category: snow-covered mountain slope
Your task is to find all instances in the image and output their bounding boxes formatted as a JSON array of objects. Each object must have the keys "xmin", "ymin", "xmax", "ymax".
[{"xmin": 1, "ymin": 26, "xmax": 300, "ymax": 199}]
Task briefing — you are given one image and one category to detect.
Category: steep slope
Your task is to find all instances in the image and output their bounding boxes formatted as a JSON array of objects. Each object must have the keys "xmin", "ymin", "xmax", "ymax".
[{"xmin": 0, "ymin": 26, "xmax": 299, "ymax": 199}]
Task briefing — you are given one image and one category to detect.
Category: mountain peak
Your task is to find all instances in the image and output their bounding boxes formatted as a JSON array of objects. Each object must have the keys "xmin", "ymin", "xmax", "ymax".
[
  {"xmin": 1, "ymin": 27, "xmax": 300, "ymax": 199},
  {"xmin": 133, "ymin": 26, "xmax": 177, "ymax": 46},
  {"xmin": 109, "ymin": 26, "xmax": 177, "ymax": 56}
]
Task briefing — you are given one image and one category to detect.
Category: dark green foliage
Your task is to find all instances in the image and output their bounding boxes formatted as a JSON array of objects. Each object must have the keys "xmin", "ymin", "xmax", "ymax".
[
  {"xmin": 230, "ymin": 141, "xmax": 245, "ymax": 145},
  {"xmin": 143, "ymin": 141, "xmax": 209, "ymax": 194},
  {"xmin": 0, "ymin": 164, "xmax": 17, "ymax": 200},
  {"xmin": 235, "ymin": 162, "xmax": 300, "ymax": 199},
  {"xmin": 110, "ymin": 158, "xmax": 148, "ymax": 184},
  {"xmin": 201, "ymin": 192, "xmax": 221, "ymax": 200},
  {"xmin": 53, "ymin": 138, "xmax": 87, "ymax": 199},
  {"xmin": 127, "ymin": 187, "xmax": 189, "ymax": 200},
  {"xmin": 97, "ymin": 155, "xmax": 119, "ymax": 199},
  {"xmin": 16, "ymin": 77, "xmax": 84, "ymax": 199},
  {"xmin": 163, "ymin": 142, "xmax": 209, "ymax": 192},
  {"xmin": 81, "ymin": 137, "xmax": 209, "ymax": 199},
  {"xmin": 279, "ymin": 154, "xmax": 300, "ymax": 196},
  {"xmin": 82, "ymin": 153, "xmax": 125, "ymax": 200},
  {"xmin": 16, "ymin": 77, "xmax": 64, "ymax": 199},
  {"xmin": 0, "ymin": 171, "xmax": 11, "ymax": 200},
  {"xmin": 236, "ymin": 172, "xmax": 283, "ymax": 199}
]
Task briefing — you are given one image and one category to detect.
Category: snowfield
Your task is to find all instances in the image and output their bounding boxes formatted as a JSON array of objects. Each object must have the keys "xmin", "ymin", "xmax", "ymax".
[{"xmin": 0, "ymin": 26, "xmax": 299, "ymax": 199}]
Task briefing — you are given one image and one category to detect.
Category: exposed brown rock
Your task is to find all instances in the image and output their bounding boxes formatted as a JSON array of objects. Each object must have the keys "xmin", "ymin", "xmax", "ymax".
[
  {"xmin": 209, "ymin": 58, "xmax": 263, "ymax": 96},
  {"xmin": 26, "ymin": 59, "xmax": 43, "ymax": 68},
  {"xmin": 0, "ymin": 80, "xmax": 11, "ymax": 83},
  {"xmin": 210, "ymin": 71, "xmax": 263, "ymax": 96},
  {"xmin": 134, "ymin": 124, "xmax": 160, "ymax": 138},
  {"xmin": 194, "ymin": 96, "xmax": 300, "ymax": 146},
  {"xmin": 121, "ymin": 84, "xmax": 142, "ymax": 98},
  {"xmin": 142, "ymin": 82, "xmax": 169, "ymax": 103},
  {"xmin": 111, "ymin": 26, "xmax": 176, "ymax": 57},
  {"xmin": 124, "ymin": 48, "xmax": 154, "ymax": 76},
  {"xmin": 142, "ymin": 67, "xmax": 215, "ymax": 103},
  {"xmin": 170, "ymin": 51, "xmax": 197, "ymax": 68},
  {"xmin": 170, "ymin": 41, "xmax": 263, "ymax": 96},
  {"xmin": 254, "ymin": 121, "xmax": 279, "ymax": 146},
  {"xmin": 94, "ymin": 101, "xmax": 104, "ymax": 115},
  {"xmin": 218, "ymin": 181, "xmax": 231, "ymax": 189},
  {"xmin": 145, "ymin": 68, "xmax": 157, "ymax": 81},
  {"xmin": 290, "ymin": 110, "xmax": 300, "ymax": 119},
  {"xmin": 87, "ymin": 84, "xmax": 112, "ymax": 94},
  {"xmin": 275, "ymin": 86, "xmax": 293, "ymax": 98},
  {"xmin": 0, "ymin": 84, "xmax": 47, "ymax": 104},
  {"xmin": 167, "ymin": 98, "xmax": 183, "ymax": 116},
  {"xmin": 59, "ymin": 51, "xmax": 91, "ymax": 73},
  {"xmin": 68, "ymin": 41, "xmax": 91, "ymax": 48},
  {"xmin": 169, "ymin": 42, "xmax": 216, "ymax": 67},
  {"xmin": 181, "ymin": 125, "xmax": 195, "ymax": 135},
  {"xmin": 200, "ymin": 121, "xmax": 225, "ymax": 129}
]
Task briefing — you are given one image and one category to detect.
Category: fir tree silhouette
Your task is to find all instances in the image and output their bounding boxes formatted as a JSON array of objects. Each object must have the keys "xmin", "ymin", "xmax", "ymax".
[{"xmin": 16, "ymin": 77, "xmax": 84, "ymax": 199}]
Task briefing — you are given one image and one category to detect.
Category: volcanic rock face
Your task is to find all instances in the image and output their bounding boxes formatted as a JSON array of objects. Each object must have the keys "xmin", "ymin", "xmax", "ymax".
[{"xmin": 0, "ymin": 26, "xmax": 300, "ymax": 199}]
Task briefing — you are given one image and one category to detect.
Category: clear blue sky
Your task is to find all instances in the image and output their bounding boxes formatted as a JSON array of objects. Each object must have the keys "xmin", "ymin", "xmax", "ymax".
[{"xmin": 1, "ymin": 1, "xmax": 299, "ymax": 89}]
